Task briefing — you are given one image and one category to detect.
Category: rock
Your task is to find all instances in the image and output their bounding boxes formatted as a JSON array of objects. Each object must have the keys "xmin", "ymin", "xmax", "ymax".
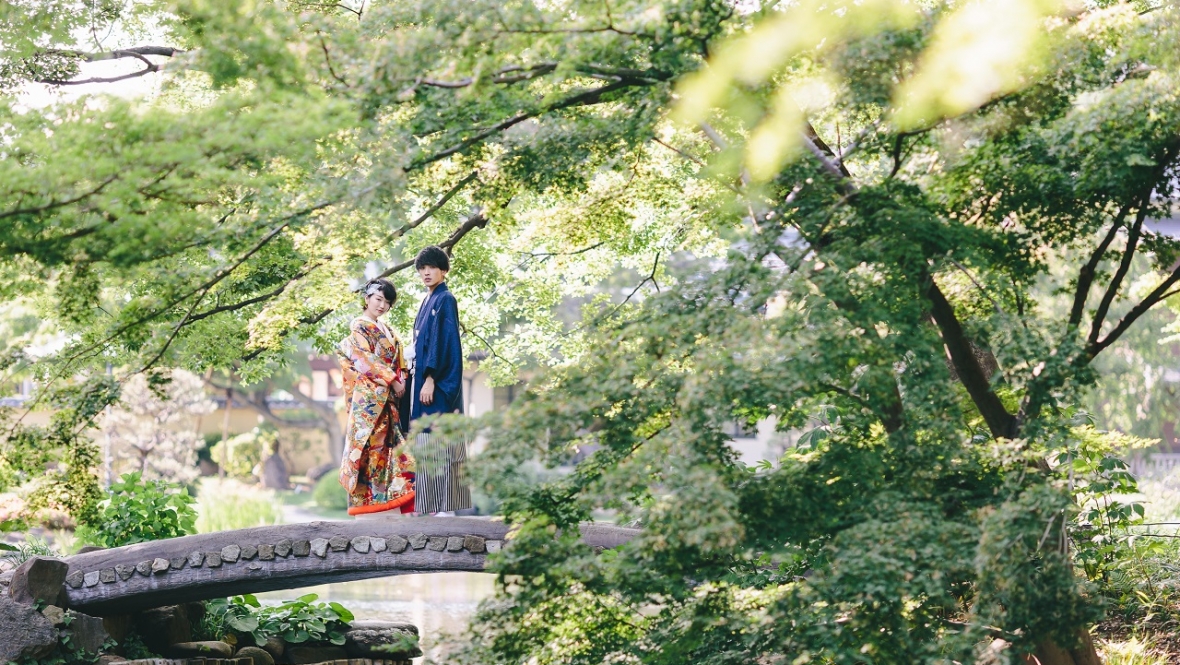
[
  {"xmin": 99, "ymin": 567, "xmax": 117, "ymax": 583},
  {"xmin": 66, "ymin": 610, "xmax": 111, "ymax": 654},
  {"xmin": 328, "ymin": 536, "xmax": 349, "ymax": 552},
  {"xmin": 487, "ymin": 539, "xmax": 503, "ymax": 553},
  {"xmin": 351, "ymin": 536, "xmax": 371, "ymax": 553},
  {"xmin": 206, "ymin": 551, "xmax": 223, "ymax": 567},
  {"xmin": 344, "ymin": 622, "xmax": 421, "ymax": 659},
  {"xmin": 274, "ymin": 539, "xmax": 292, "ymax": 558},
  {"xmin": 286, "ymin": 645, "xmax": 347, "ymax": 664},
  {"xmin": 261, "ymin": 452, "xmax": 290, "ymax": 490},
  {"xmin": 292, "ymin": 539, "xmax": 311, "ymax": 557},
  {"xmin": 84, "ymin": 570, "xmax": 101, "ymax": 587},
  {"xmin": 9, "ymin": 556, "xmax": 69, "ymax": 606},
  {"xmin": 170, "ymin": 556, "xmax": 187, "ymax": 570},
  {"xmin": 446, "ymin": 536, "xmax": 464, "ymax": 552},
  {"xmin": 222, "ymin": 545, "xmax": 241, "ymax": 563},
  {"xmin": 261, "ymin": 636, "xmax": 286, "ymax": 660},
  {"xmin": 241, "ymin": 544, "xmax": 259, "ymax": 560},
  {"xmin": 133, "ymin": 605, "xmax": 193, "ymax": 653},
  {"xmin": 0, "ymin": 593, "xmax": 58, "ymax": 661},
  {"xmin": 42, "ymin": 604, "xmax": 66, "ymax": 625},
  {"xmin": 388, "ymin": 535, "xmax": 408, "ymax": 553},
  {"xmin": 96, "ymin": 654, "xmax": 124, "ymax": 665},
  {"xmin": 165, "ymin": 640, "xmax": 234, "ymax": 658},
  {"xmin": 407, "ymin": 533, "xmax": 427, "ymax": 550},
  {"xmin": 371, "ymin": 537, "xmax": 387, "ymax": 552},
  {"xmin": 116, "ymin": 564, "xmax": 136, "ymax": 580},
  {"xmin": 151, "ymin": 558, "xmax": 170, "ymax": 574},
  {"xmin": 310, "ymin": 538, "xmax": 329, "ymax": 558},
  {"xmin": 464, "ymin": 535, "xmax": 486, "ymax": 553},
  {"xmin": 426, "ymin": 537, "xmax": 447, "ymax": 551},
  {"xmin": 77, "ymin": 545, "xmax": 106, "ymax": 554},
  {"xmin": 236, "ymin": 645, "xmax": 275, "ymax": 665},
  {"xmin": 258, "ymin": 544, "xmax": 275, "ymax": 560},
  {"xmin": 188, "ymin": 551, "xmax": 206, "ymax": 568},
  {"xmin": 135, "ymin": 561, "xmax": 152, "ymax": 576}
]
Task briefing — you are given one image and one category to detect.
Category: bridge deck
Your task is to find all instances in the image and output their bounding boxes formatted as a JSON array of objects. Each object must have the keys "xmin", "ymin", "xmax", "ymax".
[{"xmin": 60, "ymin": 517, "xmax": 637, "ymax": 615}]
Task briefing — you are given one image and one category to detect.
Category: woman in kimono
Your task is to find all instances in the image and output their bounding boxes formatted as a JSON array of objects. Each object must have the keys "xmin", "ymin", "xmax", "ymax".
[{"xmin": 337, "ymin": 278, "xmax": 416, "ymax": 516}]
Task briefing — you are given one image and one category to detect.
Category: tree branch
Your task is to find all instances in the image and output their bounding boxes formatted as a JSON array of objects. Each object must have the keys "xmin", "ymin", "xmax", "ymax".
[
  {"xmin": 409, "ymin": 78, "xmax": 646, "ymax": 169},
  {"xmin": 1068, "ymin": 204, "xmax": 1131, "ymax": 329},
  {"xmin": 379, "ymin": 171, "xmax": 479, "ymax": 245},
  {"xmin": 0, "ymin": 175, "xmax": 119, "ymax": 221},
  {"xmin": 376, "ymin": 209, "xmax": 489, "ymax": 279},
  {"xmin": 1088, "ymin": 202, "xmax": 1150, "ymax": 345},
  {"xmin": 926, "ymin": 278, "xmax": 1016, "ymax": 439},
  {"xmin": 1088, "ymin": 265, "xmax": 1180, "ymax": 358}
]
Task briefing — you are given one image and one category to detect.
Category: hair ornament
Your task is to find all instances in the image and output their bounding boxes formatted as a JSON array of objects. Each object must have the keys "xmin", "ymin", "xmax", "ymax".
[{"xmin": 364, "ymin": 282, "xmax": 385, "ymax": 297}]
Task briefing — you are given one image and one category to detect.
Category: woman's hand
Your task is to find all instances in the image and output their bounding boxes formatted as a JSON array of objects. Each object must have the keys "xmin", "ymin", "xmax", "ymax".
[
  {"xmin": 420, "ymin": 376, "xmax": 435, "ymax": 405},
  {"xmin": 393, "ymin": 379, "xmax": 405, "ymax": 399}
]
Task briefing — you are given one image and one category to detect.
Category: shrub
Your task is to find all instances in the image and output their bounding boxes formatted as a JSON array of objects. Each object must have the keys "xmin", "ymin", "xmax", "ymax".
[
  {"xmin": 80, "ymin": 472, "xmax": 197, "ymax": 548},
  {"xmin": 204, "ymin": 593, "xmax": 358, "ymax": 647},
  {"xmin": 195, "ymin": 478, "xmax": 282, "ymax": 533},
  {"xmin": 209, "ymin": 427, "xmax": 275, "ymax": 480},
  {"xmin": 312, "ymin": 472, "xmax": 348, "ymax": 512}
]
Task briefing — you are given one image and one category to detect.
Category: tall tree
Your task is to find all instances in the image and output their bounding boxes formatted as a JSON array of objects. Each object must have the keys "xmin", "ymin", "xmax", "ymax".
[{"xmin": 2, "ymin": 0, "xmax": 1180, "ymax": 663}]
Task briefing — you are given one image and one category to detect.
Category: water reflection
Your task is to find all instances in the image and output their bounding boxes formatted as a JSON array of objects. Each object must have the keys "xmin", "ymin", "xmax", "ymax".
[{"xmin": 256, "ymin": 572, "xmax": 495, "ymax": 661}]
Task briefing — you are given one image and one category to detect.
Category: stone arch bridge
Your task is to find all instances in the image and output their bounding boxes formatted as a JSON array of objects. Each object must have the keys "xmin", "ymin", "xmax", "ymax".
[{"xmin": 59, "ymin": 517, "xmax": 637, "ymax": 616}]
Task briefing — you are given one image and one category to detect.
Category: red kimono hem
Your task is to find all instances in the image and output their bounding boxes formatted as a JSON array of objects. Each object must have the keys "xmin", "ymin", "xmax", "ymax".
[{"xmin": 347, "ymin": 491, "xmax": 415, "ymax": 516}]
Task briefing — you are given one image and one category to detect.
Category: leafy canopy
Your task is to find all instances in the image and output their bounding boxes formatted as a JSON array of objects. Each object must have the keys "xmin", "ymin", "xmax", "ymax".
[{"xmin": 3, "ymin": 0, "xmax": 1180, "ymax": 663}]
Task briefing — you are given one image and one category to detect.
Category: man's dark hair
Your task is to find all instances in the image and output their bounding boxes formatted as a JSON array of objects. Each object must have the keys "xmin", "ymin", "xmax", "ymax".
[
  {"xmin": 414, "ymin": 245, "xmax": 451, "ymax": 272},
  {"xmin": 360, "ymin": 277, "xmax": 397, "ymax": 310}
]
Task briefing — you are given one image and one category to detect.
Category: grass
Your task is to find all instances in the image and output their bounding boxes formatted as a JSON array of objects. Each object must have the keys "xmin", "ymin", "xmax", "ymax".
[
  {"xmin": 194, "ymin": 478, "xmax": 283, "ymax": 533},
  {"xmin": 1098, "ymin": 636, "xmax": 1171, "ymax": 665}
]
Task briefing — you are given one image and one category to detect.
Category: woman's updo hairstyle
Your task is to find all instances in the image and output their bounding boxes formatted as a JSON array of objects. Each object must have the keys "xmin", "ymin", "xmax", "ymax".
[{"xmin": 360, "ymin": 277, "xmax": 397, "ymax": 311}]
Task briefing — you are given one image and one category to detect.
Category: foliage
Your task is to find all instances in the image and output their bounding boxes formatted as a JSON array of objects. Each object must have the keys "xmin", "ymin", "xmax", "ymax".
[
  {"xmin": 99, "ymin": 369, "xmax": 215, "ymax": 484},
  {"xmin": 209, "ymin": 426, "xmax": 276, "ymax": 481},
  {"xmin": 6, "ymin": 0, "xmax": 1180, "ymax": 663},
  {"xmin": 194, "ymin": 478, "xmax": 282, "ymax": 533},
  {"xmin": 204, "ymin": 593, "xmax": 357, "ymax": 647},
  {"xmin": 0, "ymin": 534, "xmax": 60, "ymax": 569},
  {"xmin": 311, "ymin": 472, "xmax": 348, "ymax": 513},
  {"xmin": 80, "ymin": 472, "xmax": 197, "ymax": 548}
]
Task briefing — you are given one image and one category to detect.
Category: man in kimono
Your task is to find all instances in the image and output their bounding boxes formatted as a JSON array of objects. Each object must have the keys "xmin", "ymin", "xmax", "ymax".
[{"xmin": 406, "ymin": 245, "xmax": 471, "ymax": 515}]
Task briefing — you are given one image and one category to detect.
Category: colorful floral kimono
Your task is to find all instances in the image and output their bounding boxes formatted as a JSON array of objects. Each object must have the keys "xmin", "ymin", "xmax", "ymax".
[{"xmin": 337, "ymin": 316, "xmax": 416, "ymax": 515}]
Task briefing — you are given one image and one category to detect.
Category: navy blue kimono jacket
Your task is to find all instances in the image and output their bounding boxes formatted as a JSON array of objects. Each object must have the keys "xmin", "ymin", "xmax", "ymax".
[{"xmin": 410, "ymin": 282, "xmax": 464, "ymax": 420}]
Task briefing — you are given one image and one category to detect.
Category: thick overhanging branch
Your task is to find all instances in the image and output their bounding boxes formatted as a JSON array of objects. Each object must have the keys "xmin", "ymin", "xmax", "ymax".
[
  {"xmin": 925, "ymin": 278, "xmax": 1017, "ymax": 439},
  {"xmin": 35, "ymin": 47, "xmax": 183, "ymax": 86}
]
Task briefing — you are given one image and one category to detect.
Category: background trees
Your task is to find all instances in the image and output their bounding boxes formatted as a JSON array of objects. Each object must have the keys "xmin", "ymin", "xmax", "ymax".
[{"xmin": 4, "ymin": 0, "xmax": 1180, "ymax": 663}]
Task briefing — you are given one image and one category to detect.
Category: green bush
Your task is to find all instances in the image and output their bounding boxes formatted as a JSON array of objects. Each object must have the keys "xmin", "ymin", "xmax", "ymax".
[
  {"xmin": 312, "ymin": 472, "xmax": 348, "ymax": 512},
  {"xmin": 204, "ymin": 593, "xmax": 359, "ymax": 647},
  {"xmin": 81, "ymin": 472, "xmax": 197, "ymax": 548},
  {"xmin": 209, "ymin": 427, "xmax": 275, "ymax": 480},
  {"xmin": 195, "ymin": 478, "xmax": 282, "ymax": 533}
]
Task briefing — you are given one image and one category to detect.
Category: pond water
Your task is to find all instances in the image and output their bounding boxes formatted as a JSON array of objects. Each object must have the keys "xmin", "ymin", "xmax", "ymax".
[{"xmin": 256, "ymin": 571, "xmax": 496, "ymax": 662}]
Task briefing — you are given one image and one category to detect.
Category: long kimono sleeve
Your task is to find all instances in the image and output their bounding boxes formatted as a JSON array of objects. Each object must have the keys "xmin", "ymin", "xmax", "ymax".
[
  {"xmin": 420, "ymin": 293, "xmax": 463, "ymax": 405},
  {"xmin": 348, "ymin": 323, "xmax": 396, "ymax": 387}
]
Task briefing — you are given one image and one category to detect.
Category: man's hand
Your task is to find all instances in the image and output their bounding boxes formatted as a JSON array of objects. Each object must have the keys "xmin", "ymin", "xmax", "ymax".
[
  {"xmin": 421, "ymin": 376, "xmax": 435, "ymax": 405},
  {"xmin": 393, "ymin": 379, "xmax": 405, "ymax": 399}
]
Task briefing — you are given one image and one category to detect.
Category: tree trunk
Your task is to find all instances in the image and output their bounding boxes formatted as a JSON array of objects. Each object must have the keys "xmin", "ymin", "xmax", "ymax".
[
  {"xmin": 287, "ymin": 388, "xmax": 344, "ymax": 464},
  {"xmin": 219, "ymin": 387, "xmax": 232, "ymax": 478},
  {"xmin": 1023, "ymin": 630, "xmax": 1101, "ymax": 665}
]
